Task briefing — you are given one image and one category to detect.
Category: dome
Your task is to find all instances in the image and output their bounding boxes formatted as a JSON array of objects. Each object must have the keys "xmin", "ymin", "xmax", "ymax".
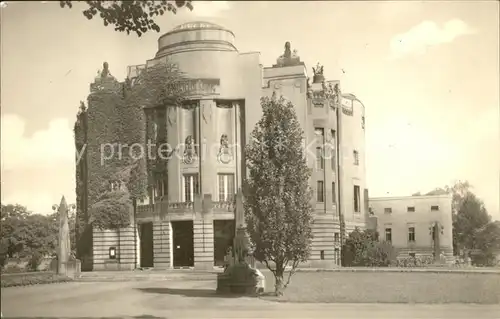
[
  {"xmin": 168, "ymin": 21, "xmax": 233, "ymax": 34},
  {"xmin": 156, "ymin": 21, "xmax": 237, "ymax": 57}
]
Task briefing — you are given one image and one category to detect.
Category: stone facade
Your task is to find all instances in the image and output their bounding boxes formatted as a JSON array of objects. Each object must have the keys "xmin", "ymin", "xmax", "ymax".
[
  {"xmin": 368, "ymin": 195, "xmax": 454, "ymax": 261},
  {"xmin": 88, "ymin": 21, "xmax": 368, "ymax": 270}
]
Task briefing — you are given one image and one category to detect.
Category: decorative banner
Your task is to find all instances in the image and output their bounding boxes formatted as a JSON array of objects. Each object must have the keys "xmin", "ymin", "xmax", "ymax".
[{"xmin": 175, "ymin": 78, "xmax": 221, "ymax": 96}]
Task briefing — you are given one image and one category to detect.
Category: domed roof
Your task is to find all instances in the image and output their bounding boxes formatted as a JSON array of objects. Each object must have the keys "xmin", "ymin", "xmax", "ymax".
[
  {"xmin": 156, "ymin": 21, "xmax": 236, "ymax": 57},
  {"xmin": 163, "ymin": 21, "xmax": 234, "ymax": 36}
]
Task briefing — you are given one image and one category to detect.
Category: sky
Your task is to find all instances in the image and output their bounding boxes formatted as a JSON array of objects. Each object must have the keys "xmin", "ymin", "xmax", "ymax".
[{"xmin": 1, "ymin": 1, "xmax": 499, "ymax": 219}]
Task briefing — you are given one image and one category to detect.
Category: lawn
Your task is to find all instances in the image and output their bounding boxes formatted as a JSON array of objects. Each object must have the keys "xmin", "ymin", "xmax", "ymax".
[{"xmin": 261, "ymin": 271, "xmax": 500, "ymax": 304}]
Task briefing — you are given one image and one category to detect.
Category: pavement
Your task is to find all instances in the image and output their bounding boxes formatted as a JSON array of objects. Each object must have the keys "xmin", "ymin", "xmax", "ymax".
[
  {"xmin": 77, "ymin": 266, "xmax": 500, "ymax": 282},
  {"xmin": 2, "ymin": 279, "xmax": 500, "ymax": 318}
]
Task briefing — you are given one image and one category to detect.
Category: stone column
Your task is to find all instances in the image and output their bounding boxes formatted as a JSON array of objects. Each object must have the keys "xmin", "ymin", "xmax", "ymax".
[
  {"xmin": 194, "ymin": 194, "xmax": 214, "ymax": 270},
  {"xmin": 199, "ymin": 100, "xmax": 216, "ymax": 197},
  {"xmin": 135, "ymin": 224, "xmax": 141, "ymax": 269},
  {"xmin": 166, "ymin": 107, "xmax": 180, "ymax": 201},
  {"xmin": 233, "ymin": 101, "xmax": 242, "ymax": 190},
  {"xmin": 153, "ymin": 221, "xmax": 171, "ymax": 268}
]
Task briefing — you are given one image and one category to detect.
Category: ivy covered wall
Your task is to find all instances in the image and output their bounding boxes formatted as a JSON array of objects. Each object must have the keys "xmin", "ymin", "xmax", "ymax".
[{"xmin": 73, "ymin": 61, "xmax": 187, "ymax": 270}]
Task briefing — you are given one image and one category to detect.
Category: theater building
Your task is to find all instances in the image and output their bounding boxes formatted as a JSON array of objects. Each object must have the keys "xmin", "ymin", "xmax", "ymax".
[{"xmin": 82, "ymin": 21, "xmax": 368, "ymax": 270}]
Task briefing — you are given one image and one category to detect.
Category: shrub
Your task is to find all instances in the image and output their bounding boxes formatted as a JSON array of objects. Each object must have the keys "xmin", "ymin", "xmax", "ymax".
[
  {"xmin": 0, "ymin": 254, "xmax": 7, "ymax": 271},
  {"xmin": 343, "ymin": 228, "xmax": 395, "ymax": 267},
  {"xmin": 366, "ymin": 241, "xmax": 397, "ymax": 267},
  {"xmin": 471, "ymin": 251, "xmax": 496, "ymax": 267},
  {"xmin": 1, "ymin": 264, "xmax": 24, "ymax": 274},
  {"xmin": 27, "ymin": 251, "xmax": 43, "ymax": 271},
  {"xmin": 90, "ymin": 190, "xmax": 133, "ymax": 230},
  {"xmin": 395, "ymin": 255, "xmax": 435, "ymax": 268},
  {"xmin": 0, "ymin": 272, "xmax": 73, "ymax": 287}
]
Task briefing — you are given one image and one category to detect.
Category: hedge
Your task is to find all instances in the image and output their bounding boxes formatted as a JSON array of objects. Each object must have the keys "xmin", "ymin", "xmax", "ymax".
[{"xmin": 1, "ymin": 272, "xmax": 73, "ymax": 288}]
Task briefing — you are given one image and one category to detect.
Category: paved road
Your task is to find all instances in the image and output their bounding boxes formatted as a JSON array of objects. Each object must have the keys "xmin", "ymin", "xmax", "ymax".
[{"xmin": 2, "ymin": 280, "xmax": 499, "ymax": 318}]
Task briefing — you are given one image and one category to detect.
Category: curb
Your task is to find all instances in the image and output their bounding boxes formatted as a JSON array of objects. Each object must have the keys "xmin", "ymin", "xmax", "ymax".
[{"xmin": 293, "ymin": 268, "xmax": 500, "ymax": 275}]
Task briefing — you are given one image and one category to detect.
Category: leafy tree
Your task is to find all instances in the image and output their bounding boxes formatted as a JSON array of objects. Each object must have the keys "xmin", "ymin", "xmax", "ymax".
[
  {"xmin": 1, "ymin": 204, "xmax": 35, "ymax": 258},
  {"xmin": 0, "ymin": 204, "xmax": 77, "ymax": 260},
  {"xmin": 59, "ymin": 1, "xmax": 194, "ymax": 37},
  {"xmin": 453, "ymin": 192, "xmax": 490, "ymax": 252},
  {"xmin": 244, "ymin": 95, "xmax": 314, "ymax": 296},
  {"xmin": 472, "ymin": 221, "xmax": 500, "ymax": 266},
  {"xmin": 419, "ymin": 181, "xmax": 492, "ymax": 256}
]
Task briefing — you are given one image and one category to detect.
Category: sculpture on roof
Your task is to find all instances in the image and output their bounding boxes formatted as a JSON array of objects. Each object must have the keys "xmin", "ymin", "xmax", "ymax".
[
  {"xmin": 313, "ymin": 63, "xmax": 324, "ymax": 76},
  {"xmin": 312, "ymin": 63, "xmax": 325, "ymax": 83},
  {"xmin": 101, "ymin": 62, "xmax": 111, "ymax": 78},
  {"xmin": 91, "ymin": 61, "xmax": 120, "ymax": 93},
  {"xmin": 273, "ymin": 41, "xmax": 302, "ymax": 67},
  {"xmin": 284, "ymin": 41, "xmax": 291, "ymax": 59},
  {"xmin": 78, "ymin": 101, "xmax": 86, "ymax": 114}
]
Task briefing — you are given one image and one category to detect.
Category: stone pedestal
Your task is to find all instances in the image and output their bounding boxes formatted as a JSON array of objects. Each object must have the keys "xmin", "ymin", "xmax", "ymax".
[
  {"xmin": 50, "ymin": 258, "xmax": 82, "ymax": 278},
  {"xmin": 216, "ymin": 263, "xmax": 264, "ymax": 295}
]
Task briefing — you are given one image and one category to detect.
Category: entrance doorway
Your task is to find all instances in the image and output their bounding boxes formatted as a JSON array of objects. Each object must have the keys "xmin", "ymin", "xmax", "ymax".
[
  {"xmin": 139, "ymin": 222, "xmax": 154, "ymax": 268},
  {"xmin": 171, "ymin": 220, "xmax": 194, "ymax": 268},
  {"xmin": 213, "ymin": 220, "xmax": 235, "ymax": 267}
]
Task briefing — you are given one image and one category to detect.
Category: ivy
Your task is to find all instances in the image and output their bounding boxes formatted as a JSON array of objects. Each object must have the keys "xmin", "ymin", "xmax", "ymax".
[
  {"xmin": 90, "ymin": 191, "xmax": 133, "ymax": 230},
  {"xmin": 75, "ymin": 60, "xmax": 188, "ymax": 232}
]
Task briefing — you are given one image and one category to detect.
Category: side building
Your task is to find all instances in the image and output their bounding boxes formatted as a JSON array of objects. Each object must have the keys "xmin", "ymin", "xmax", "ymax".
[
  {"xmin": 368, "ymin": 195, "xmax": 454, "ymax": 262},
  {"xmin": 75, "ymin": 21, "xmax": 368, "ymax": 271}
]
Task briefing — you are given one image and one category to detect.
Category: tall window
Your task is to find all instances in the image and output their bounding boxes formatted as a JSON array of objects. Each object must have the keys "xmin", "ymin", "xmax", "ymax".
[
  {"xmin": 408, "ymin": 227, "xmax": 416, "ymax": 242},
  {"xmin": 315, "ymin": 128, "xmax": 324, "ymax": 170},
  {"xmin": 183, "ymin": 174, "xmax": 199, "ymax": 202},
  {"xmin": 332, "ymin": 182, "xmax": 336, "ymax": 204},
  {"xmin": 385, "ymin": 228, "xmax": 392, "ymax": 242},
  {"xmin": 316, "ymin": 147, "xmax": 324, "ymax": 169},
  {"xmin": 317, "ymin": 181, "xmax": 324, "ymax": 202},
  {"xmin": 353, "ymin": 185, "xmax": 361, "ymax": 212},
  {"xmin": 315, "ymin": 128, "xmax": 325, "ymax": 144},
  {"xmin": 353, "ymin": 150, "xmax": 359, "ymax": 165},
  {"xmin": 330, "ymin": 130, "xmax": 336, "ymax": 171},
  {"xmin": 218, "ymin": 174, "xmax": 235, "ymax": 202},
  {"xmin": 156, "ymin": 179, "xmax": 166, "ymax": 198},
  {"xmin": 334, "ymin": 232, "xmax": 340, "ymax": 243}
]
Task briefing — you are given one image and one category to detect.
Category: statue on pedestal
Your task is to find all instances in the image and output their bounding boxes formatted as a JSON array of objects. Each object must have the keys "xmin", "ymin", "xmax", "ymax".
[
  {"xmin": 91, "ymin": 62, "xmax": 120, "ymax": 92},
  {"xmin": 312, "ymin": 63, "xmax": 325, "ymax": 83},
  {"xmin": 216, "ymin": 190, "xmax": 265, "ymax": 295},
  {"xmin": 101, "ymin": 62, "xmax": 111, "ymax": 78},
  {"xmin": 273, "ymin": 41, "xmax": 302, "ymax": 67}
]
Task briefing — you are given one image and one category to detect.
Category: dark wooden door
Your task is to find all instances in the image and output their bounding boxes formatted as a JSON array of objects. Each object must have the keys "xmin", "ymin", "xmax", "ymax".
[
  {"xmin": 172, "ymin": 221, "xmax": 194, "ymax": 267},
  {"xmin": 140, "ymin": 222, "xmax": 154, "ymax": 268}
]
